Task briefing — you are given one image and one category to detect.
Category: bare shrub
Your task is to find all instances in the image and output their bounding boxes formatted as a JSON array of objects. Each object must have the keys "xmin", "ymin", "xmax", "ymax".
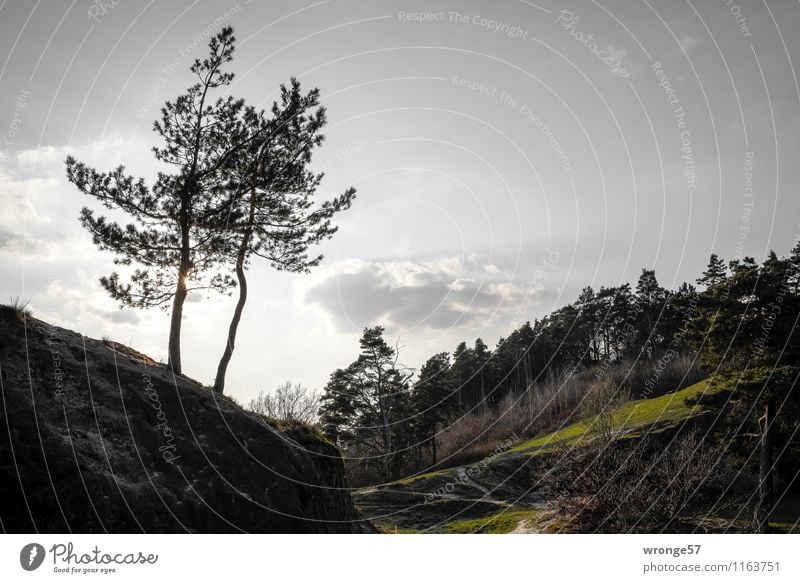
[
  {"xmin": 434, "ymin": 368, "xmax": 589, "ymax": 467},
  {"xmin": 580, "ymin": 377, "xmax": 631, "ymax": 442},
  {"xmin": 626, "ymin": 352, "xmax": 705, "ymax": 398},
  {"xmin": 248, "ymin": 381, "xmax": 320, "ymax": 424},
  {"xmin": 542, "ymin": 430, "xmax": 725, "ymax": 532}
]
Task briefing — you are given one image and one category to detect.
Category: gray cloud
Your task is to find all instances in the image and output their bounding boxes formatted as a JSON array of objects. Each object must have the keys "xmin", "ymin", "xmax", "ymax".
[
  {"xmin": 304, "ymin": 257, "xmax": 541, "ymax": 333},
  {"xmin": 110, "ymin": 310, "xmax": 141, "ymax": 325}
]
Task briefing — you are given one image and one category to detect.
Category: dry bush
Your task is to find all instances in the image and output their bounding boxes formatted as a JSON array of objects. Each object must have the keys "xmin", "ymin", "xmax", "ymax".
[
  {"xmin": 580, "ymin": 377, "xmax": 631, "ymax": 442},
  {"xmin": 434, "ymin": 368, "xmax": 589, "ymax": 467},
  {"xmin": 541, "ymin": 430, "xmax": 725, "ymax": 532},
  {"xmin": 248, "ymin": 381, "xmax": 320, "ymax": 424},
  {"xmin": 624, "ymin": 352, "xmax": 705, "ymax": 398}
]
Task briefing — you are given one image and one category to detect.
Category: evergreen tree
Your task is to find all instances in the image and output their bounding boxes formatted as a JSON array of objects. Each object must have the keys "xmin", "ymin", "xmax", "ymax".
[
  {"xmin": 66, "ymin": 28, "xmax": 252, "ymax": 374},
  {"xmin": 213, "ymin": 79, "xmax": 355, "ymax": 393},
  {"xmin": 473, "ymin": 338, "xmax": 492, "ymax": 410},
  {"xmin": 411, "ymin": 352, "xmax": 452, "ymax": 465},
  {"xmin": 697, "ymin": 253, "xmax": 728, "ymax": 289},
  {"xmin": 450, "ymin": 341, "xmax": 474, "ymax": 411},
  {"xmin": 635, "ymin": 269, "xmax": 668, "ymax": 356},
  {"xmin": 319, "ymin": 326, "xmax": 412, "ymax": 481}
]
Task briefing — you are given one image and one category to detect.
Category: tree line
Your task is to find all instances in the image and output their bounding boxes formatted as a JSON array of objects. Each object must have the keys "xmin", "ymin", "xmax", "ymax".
[{"xmin": 65, "ymin": 27, "xmax": 354, "ymax": 393}]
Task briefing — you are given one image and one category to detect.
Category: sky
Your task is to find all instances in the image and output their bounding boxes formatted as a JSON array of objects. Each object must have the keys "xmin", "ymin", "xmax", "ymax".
[{"xmin": 1, "ymin": 0, "xmax": 800, "ymax": 404}]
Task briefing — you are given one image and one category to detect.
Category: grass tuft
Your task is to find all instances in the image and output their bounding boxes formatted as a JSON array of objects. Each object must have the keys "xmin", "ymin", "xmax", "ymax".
[
  {"xmin": 0, "ymin": 297, "xmax": 32, "ymax": 321},
  {"xmin": 440, "ymin": 508, "xmax": 545, "ymax": 533}
]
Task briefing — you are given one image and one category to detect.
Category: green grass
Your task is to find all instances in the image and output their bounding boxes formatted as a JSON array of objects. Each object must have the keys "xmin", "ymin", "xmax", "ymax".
[
  {"xmin": 769, "ymin": 522, "xmax": 799, "ymax": 533},
  {"xmin": 440, "ymin": 508, "xmax": 545, "ymax": 533},
  {"xmin": 393, "ymin": 470, "xmax": 448, "ymax": 486},
  {"xmin": 509, "ymin": 379, "xmax": 726, "ymax": 456}
]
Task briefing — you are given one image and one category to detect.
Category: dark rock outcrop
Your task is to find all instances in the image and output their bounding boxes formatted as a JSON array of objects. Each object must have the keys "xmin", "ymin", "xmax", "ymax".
[{"xmin": 0, "ymin": 312, "xmax": 371, "ymax": 533}]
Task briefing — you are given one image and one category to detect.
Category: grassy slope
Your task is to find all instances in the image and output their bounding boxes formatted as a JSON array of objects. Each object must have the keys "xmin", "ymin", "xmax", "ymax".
[
  {"xmin": 356, "ymin": 379, "xmax": 732, "ymax": 533},
  {"xmin": 509, "ymin": 378, "xmax": 725, "ymax": 455}
]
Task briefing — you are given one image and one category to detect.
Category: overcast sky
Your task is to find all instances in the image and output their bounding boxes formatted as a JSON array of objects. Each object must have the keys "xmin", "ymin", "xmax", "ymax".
[{"xmin": 2, "ymin": 0, "xmax": 799, "ymax": 403}]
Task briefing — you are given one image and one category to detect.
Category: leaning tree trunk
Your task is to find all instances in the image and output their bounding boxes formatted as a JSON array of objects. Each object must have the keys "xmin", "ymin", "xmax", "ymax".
[
  {"xmin": 214, "ymin": 201, "xmax": 255, "ymax": 394},
  {"xmin": 753, "ymin": 398, "xmax": 775, "ymax": 533},
  {"xmin": 167, "ymin": 270, "xmax": 188, "ymax": 374}
]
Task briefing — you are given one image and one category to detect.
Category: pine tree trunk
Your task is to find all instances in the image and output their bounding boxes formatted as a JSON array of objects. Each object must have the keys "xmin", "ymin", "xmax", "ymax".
[
  {"xmin": 753, "ymin": 398, "xmax": 775, "ymax": 533},
  {"xmin": 168, "ymin": 194, "xmax": 192, "ymax": 375},
  {"xmin": 213, "ymin": 242, "xmax": 249, "ymax": 393},
  {"xmin": 167, "ymin": 263, "xmax": 189, "ymax": 374},
  {"xmin": 214, "ymin": 201, "xmax": 255, "ymax": 394}
]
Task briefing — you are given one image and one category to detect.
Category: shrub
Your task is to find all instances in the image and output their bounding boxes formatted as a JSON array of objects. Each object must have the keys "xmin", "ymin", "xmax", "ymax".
[
  {"xmin": 248, "ymin": 381, "xmax": 320, "ymax": 424},
  {"xmin": 541, "ymin": 430, "xmax": 727, "ymax": 532}
]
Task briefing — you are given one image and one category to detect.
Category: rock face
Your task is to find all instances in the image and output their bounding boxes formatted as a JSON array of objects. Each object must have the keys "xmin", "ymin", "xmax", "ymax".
[{"xmin": 0, "ymin": 312, "xmax": 371, "ymax": 533}]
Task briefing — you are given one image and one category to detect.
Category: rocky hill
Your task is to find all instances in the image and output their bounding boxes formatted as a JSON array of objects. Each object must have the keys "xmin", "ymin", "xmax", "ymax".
[{"xmin": 0, "ymin": 308, "xmax": 371, "ymax": 533}]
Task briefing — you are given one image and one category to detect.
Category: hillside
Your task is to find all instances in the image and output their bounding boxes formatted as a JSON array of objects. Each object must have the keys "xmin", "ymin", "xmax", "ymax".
[
  {"xmin": 353, "ymin": 379, "xmax": 766, "ymax": 533},
  {"xmin": 0, "ymin": 309, "xmax": 371, "ymax": 533}
]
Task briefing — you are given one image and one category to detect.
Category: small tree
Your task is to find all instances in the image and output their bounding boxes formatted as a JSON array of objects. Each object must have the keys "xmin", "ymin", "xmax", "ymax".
[
  {"xmin": 580, "ymin": 377, "xmax": 630, "ymax": 443},
  {"xmin": 696, "ymin": 253, "xmax": 727, "ymax": 289},
  {"xmin": 635, "ymin": 269, "xmax": 668, "ymax": 356},
  {"xmin": 248, "ymin": 382, "xmax": 320, "ymax": 424},
  {"xmin": 319, "ymin": 326, "xmax": 413, "ymax": 481},
  {"xmin": 65, "ymin": 27, "xmax": 258, "ymax": 374}
]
